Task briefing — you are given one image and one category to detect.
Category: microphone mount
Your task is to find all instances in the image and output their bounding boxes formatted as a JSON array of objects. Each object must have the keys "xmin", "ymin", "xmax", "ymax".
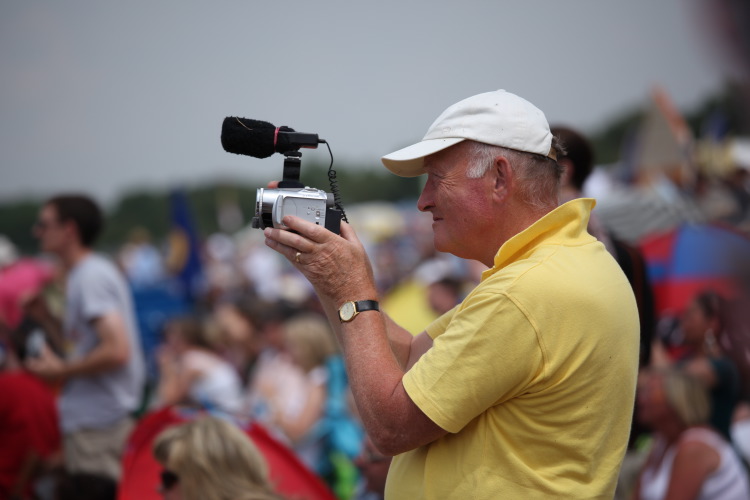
[{"xmin": 279, "ymin": 151, "xmax": 304, "ymax": 189}]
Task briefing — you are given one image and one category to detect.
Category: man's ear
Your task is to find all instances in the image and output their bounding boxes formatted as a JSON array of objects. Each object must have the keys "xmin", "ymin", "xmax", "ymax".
[
  {"xmin": 491, "ymin": 155, "xmax": 512, "ymax": 202},
  {"xmin": 61, "ymin": 220, "xmax": 79, "ymax": 243},
  {"xmin": 559, "ymin": 158, "xmax": 574, "ymax": 188}
]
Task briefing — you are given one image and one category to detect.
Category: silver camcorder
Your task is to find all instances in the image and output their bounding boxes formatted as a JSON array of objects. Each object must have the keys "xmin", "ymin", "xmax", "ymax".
[
  {"xmin": 252, "ymin": 186, "xmax": 341, "ymax": 233},
  {"xmin": 220, "ymin": 116, "xmax": 345, "ymax": 234}
]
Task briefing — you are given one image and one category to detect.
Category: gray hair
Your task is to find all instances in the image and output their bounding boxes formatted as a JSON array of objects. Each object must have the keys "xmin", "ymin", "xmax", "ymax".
[{"xmin": 466, "ymin": 140, "xmax": 564, "ymax": 210}]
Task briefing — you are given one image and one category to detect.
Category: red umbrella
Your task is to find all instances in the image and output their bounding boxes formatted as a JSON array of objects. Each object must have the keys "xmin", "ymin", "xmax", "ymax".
[{"xmin": 118, "ymin": 407, "xmax": 336, "ymax": 500}]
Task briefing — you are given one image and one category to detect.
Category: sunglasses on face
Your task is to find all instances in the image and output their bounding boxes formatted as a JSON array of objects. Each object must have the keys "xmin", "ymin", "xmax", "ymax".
[
  {"xmin": 33, "ymin": 217, "xmax": 65, "ymax": 232},
  {"xmin": 159, "ymin": 469, "xmax": 179, "ymax": 492}
]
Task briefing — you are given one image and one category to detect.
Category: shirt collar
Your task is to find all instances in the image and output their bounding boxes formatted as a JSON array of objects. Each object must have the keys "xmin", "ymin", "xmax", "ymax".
[{"xmin": 481, "ymin": 198, "xmax": 597, "ymax": 281}]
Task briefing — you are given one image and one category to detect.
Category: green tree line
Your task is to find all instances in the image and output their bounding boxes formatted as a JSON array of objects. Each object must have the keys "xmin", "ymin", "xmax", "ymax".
[
  {"xmin": 2, "ymin": 84, "xmax": 746, "ymax": 255},
  {"xmin": 0, "ymin": 166, "xmax": 422, "ymax": 254}
]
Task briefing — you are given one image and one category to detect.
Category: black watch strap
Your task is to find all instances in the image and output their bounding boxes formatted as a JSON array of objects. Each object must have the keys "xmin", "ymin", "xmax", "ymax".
[
  {"xmin": 339, "ymin": 300, "xmax": 380, "ymax": 322},
  {"xmin": 355, "ymin": 300, "xmax": 379, "ymax": 312}
]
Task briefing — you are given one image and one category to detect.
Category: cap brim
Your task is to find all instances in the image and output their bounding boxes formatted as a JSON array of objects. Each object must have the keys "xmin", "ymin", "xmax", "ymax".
[{"xmin": 381, "ymin": 138, "xmax": 465, "ymax": 177}]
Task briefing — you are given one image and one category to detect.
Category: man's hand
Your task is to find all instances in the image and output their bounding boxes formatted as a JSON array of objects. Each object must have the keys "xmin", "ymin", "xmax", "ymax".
[
  {"xmin": 263, "ymin": 215, "xmax": 378, "ymax": 304},
  {"xmin": 28, "ymin": 313, "xmax": 131, "ymax": 382},
  {"xmin": 25, "ymin": 343, "xmax": 67, "ymax": 382}
]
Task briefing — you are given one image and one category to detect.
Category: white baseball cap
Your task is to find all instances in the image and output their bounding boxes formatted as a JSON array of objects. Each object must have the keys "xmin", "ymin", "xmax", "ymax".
[{"xmin": 382, "ymin": 89, "xmax": 555, "ymax": 177}]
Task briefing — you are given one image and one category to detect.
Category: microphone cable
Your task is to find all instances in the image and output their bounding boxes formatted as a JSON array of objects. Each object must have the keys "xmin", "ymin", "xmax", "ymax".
[{"xmin": 323, "ymin": 141, "xmax": 348, "ymax": 223}]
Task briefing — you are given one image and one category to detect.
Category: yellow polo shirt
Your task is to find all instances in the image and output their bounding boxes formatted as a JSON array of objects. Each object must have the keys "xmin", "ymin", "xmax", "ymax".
[{"xmin": 387, "ymin": 199, "xmax": 640, "ymax": 499}]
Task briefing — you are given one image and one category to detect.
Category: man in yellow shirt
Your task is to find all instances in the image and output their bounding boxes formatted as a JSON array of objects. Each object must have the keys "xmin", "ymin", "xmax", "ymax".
[{"xmin": 264, "ymin": 90, "xmax": 640, "ymax": 498}]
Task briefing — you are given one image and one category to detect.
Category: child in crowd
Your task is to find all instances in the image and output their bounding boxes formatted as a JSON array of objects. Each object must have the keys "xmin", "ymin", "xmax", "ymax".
[{"xmin": 156, "ymin": 317, "xmax": 244, "ymax": 414}]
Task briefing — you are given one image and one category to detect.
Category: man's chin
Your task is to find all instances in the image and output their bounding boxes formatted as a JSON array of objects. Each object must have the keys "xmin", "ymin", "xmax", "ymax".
[
  {"xmin": 433, "ymin": 238, "xmax": 474, "ymax": 262},
  {"xmin": 432, "ymin": 237, "xmax": 451, "ymax": 255}
]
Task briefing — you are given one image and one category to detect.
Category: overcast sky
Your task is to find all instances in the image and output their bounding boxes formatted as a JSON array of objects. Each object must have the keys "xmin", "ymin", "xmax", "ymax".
[{"xmin": 0, "ymin": 1, "xmax": 736, "ymax": 206}]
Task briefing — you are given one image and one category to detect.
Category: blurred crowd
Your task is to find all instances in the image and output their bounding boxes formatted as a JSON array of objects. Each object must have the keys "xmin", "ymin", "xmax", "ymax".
[
  {"xmin": 621, "ymin": 289, "xmax": 750, "ymax": 500},
  {"xmin": 0, "ymin": 194, "xmax": 481, "ymax": 500},
  {"xmin": 1, "ymin": 123, "xmax": 750, "ymax": 499}
]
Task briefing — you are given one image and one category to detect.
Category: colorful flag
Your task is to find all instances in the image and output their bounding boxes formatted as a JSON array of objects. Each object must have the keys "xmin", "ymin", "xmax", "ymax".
[{"xmin": 165, "ymin": 189, "xmax": 204, "ymax": 303}]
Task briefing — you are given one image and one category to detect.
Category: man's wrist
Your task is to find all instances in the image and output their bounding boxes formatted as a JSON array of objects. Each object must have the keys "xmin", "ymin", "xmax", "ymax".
[{"xmin": 338, "ymin": 300, "xmax": 380, "ymax": 323}]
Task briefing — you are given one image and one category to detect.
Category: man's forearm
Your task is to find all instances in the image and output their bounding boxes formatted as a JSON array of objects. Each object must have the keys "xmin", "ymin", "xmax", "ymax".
[
  {"xmin": 63, "ymin": 313, "xmax": 130, "ymax": 378},
  {"xmin": 262, "ymin": 218, "xmax": 446, "ymax": 453},
  {"xmin": 318, "ymin": 296, "xmax": 414, "ymax": 369},
  {"xmin": 63, "ymin": 343, "xmax": 128, "ymax": 378},
  {"xmin": 382, "ymin": 314, "xmax": 417, "ymax": 370},
  {"xmin": 316, "ymin": 292, "xmax": 445, "ymax": 454}
]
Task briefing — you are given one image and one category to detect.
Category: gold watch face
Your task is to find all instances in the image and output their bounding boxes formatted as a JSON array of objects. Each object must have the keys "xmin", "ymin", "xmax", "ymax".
[{"xmin": 339, "ymin": 301, "xmax": 356, "ymax": 322}]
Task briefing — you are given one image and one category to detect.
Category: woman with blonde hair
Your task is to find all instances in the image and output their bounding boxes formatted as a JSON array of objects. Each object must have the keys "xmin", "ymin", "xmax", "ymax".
[
  {"xmin": 633, "ymin": 368, "xmax": 749, "ymax": 499},
  {"xmin": 156, "ymin": 316, "xmax": 244, "ymax": 414},
  {"xmin": 152, "ymin": 415, "xmax": 285, "ymax": 500},
  {"xmin": 264, "ymin": 313, "xmax": 339, "ymax": 469}
]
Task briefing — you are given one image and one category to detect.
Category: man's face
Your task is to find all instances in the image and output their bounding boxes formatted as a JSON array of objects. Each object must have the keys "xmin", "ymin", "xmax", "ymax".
[
  {"xmin": 33, "ymin": 204, "xmax": 71, "ymax": 255},
  {"xmin": 417, "ymin": 142, "xmax": 498, "ymax": 261}
]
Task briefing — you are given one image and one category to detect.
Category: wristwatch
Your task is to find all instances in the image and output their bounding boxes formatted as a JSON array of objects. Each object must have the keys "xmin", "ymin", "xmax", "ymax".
[{"xmin": 338, "ymin": 300, "xmax": 380, "ymax": 322}]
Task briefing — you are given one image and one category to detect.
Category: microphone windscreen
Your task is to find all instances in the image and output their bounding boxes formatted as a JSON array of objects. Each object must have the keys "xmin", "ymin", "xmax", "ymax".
[{"xmin": 221, "ymin": 117, "xmax": 276, "ymax": 159}]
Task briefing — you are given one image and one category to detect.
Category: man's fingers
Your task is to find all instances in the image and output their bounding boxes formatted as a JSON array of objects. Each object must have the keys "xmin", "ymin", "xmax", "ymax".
[
  {"xmin": 339, "ymin": 221, "xmax": 361, "ymax": 244},
  {"xmin": 263, "ymin": 228, "xmax": 302, "ymax": 266},
  {"xmin": 279, "ymin": 216, "xmax": 332, "ymax": 244},
  {"xmin": 263, "ymin": 224, "xmax": 309, "ymax": 252}
]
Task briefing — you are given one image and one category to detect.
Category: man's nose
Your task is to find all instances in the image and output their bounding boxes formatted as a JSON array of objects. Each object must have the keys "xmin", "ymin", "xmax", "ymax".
[{"xmin": 417, "ymin": 184, "xmax": 433, "ymax": 213}]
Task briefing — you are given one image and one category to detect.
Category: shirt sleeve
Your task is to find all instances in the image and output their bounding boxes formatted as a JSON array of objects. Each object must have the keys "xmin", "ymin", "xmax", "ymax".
[
  {"xmin": 403, "ymin": 291, "xmax": 545, "ymax": 433},
  {"xmin": 425, "ymin": 305, "xmax": 458, "ymax": 339},
  {"xmin": 78, "ymin": 265, "xmax": 121, "ymax": 322}
]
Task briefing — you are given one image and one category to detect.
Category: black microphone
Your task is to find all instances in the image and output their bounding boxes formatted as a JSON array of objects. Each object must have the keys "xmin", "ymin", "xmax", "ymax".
[{"xmin": 221, "ymin": 117, "xmax": 322, "ymax": 159}]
